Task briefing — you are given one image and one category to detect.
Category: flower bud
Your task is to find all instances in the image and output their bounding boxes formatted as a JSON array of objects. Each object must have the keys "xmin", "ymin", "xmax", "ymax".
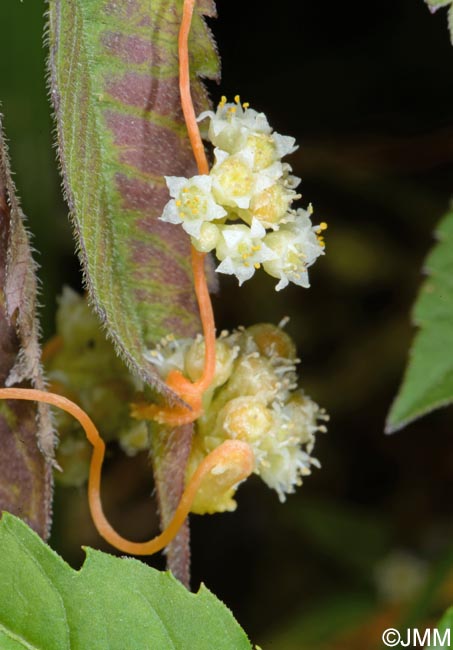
[
  {"xmin": 191, "ymin": 222, "xmax": 220, "ymax": 253},
  {"xmin": 118, "ymin": 421, "xmax": 149, "ymax": 456},
  {"xmin": 253, "ymin": 183, "xmax": 297, "ymax": 225},
  {"xmin": 214, "ymin": 397, "xmax": 273, "ymax": 444},
  {"xmin": 185, "ymin": 339, "xmax": 237, "ymax": 389},
  {"xmin": 246, "ymin": 323, "xmax": 296, "ymax": 360},
  {"xmin": 221, "ymin": 354, "xmax": 281, "ymax": 404},
  {"xmin": 55, "ymin": 435, "xmax": 91, "ymax": 487}
]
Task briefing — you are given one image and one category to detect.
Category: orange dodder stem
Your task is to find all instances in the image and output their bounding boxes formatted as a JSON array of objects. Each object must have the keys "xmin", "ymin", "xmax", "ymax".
[
  {"xmin": 178, "ymin": 0, "xmax": 216, "ymax": 395},
  {"xmin": 0, "ymin": 388, "xmax": 252, "ymax": 555}
]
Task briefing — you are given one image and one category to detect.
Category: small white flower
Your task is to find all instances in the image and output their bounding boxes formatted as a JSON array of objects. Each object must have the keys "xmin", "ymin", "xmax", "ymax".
[
  {"xmin": 207, "ymin": 388, "xmax": 324, "ymax": 503},
  {"xmin": 179, "ymin": 324, "xmax": 328, "ymax": 513},
  {"xmin": 144, "ymin": 336, "xmax": 191, "ymax": 377},
  {"xmin": 210, "ymin": 148, "xmax": 282, "ymax": 210},
  {"xmin": 161, "ymin": 175, "xmax": 226, "ymax": 238},
  {"xmin": 198, "ymin": 97, "xmax": 272, "ymax": 153},
  {"xmin": 215, "ymin": 219, "xmax": 277, "ymax": 285},
  {"xmin": 238, "ymin": 131, "xmax": 297, "ymax": 172},
  {"xmin": 263, "ymin": 209, "xmax": 326, "ymax": 290},
  {"xmin": 198, "ymin": 98, "xmax": 297, "ymax": 171},
  {"xmin": 257, "ymin": 396, "xmax": 323, "ymax": 502}
]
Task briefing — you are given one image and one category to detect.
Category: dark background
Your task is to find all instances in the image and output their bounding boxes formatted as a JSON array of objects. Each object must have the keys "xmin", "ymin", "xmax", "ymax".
[{"xmin": 2, "ymin": 1, "xmax": 453, "ymax": 648}]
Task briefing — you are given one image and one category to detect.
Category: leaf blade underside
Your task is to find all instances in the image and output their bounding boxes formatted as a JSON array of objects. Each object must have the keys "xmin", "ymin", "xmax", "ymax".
[{"xmin": 386, "ymin": 210, "xmax": 453, "ymax": 432}]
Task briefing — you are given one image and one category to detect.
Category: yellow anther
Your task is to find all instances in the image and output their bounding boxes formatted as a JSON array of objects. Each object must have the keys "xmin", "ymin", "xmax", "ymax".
[
  {"xmin": 319, "ymin": 222, "xmax": 328, "ymax": 231},
  {"xmin": 219, "ymin": 95, "xmax": 227, "ymax": 107},
  {"xmin": 251, "ymin": 245, "xmax": 261, "ymax": 252},
  {"xmin": 175, "ymin": 200, "xmax": 182, "ymax": 206},
  {"xmin": 254, "ymin": 263, "xmax": 261, "ymax": 269},
  {"xmin": 183, "ymin": 187, "xmax": 189, "ymax": 193},
  {"xmin": 228, "ymin": 106, "xmax": 237, "ymax": 114},
  {"xmin": 242, "ymin": 253, "xmax": 249, "ymax": 260},
  {"xmin": 242, "ymin": 102, "xmax": 250, "ymax": 109},
  {"xmin": 234, "ymin": 94, "xmax": 240, "ymax": 104},
  {"xmin": 308, "ymin": 203, "xmax": 314, "ymax": 215},
  {"xmin": 192, "ymin": 209, "xmax": 198, "ymax": 215},
  {"xmin": 244, "ymin": 262, "xmax": 250, "ymax": 267},
  {"xmin": 179, "ymin": 212, "xmax": 185, "ymax": 218}
]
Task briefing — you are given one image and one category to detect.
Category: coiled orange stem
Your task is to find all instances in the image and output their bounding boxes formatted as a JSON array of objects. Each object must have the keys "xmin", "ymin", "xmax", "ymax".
[
  {"xmin": 0, "ymin": 388, "xmax": 253, "ymax": 554},
  {"xmin": 0, "ymin": 0, "xmax": 225, "ymax": 556}
]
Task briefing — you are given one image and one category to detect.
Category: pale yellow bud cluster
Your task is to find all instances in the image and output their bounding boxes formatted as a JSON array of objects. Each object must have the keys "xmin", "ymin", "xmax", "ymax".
[
  {"xmin": 44, "ymin": 288, "xmax": 149, "ymax": 487},
  {"xmin": 147, "ymin": 323, "xmax": 328, "ymax": 513}
]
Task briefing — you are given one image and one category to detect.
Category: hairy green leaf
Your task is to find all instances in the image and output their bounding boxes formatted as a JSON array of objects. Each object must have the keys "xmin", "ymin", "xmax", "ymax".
[
  {"xmin": 0, "ymin": 114, "xmax": 53, "ymax": 538},
  {"xmin": 47, "ymin": 0, "xmax": 219, "ymax": 400},
  {"xmin": 432, "ymin": 607, "xmax": 453, "ymax": 650},
  {"xmin": 387, "ymin": 211, "xmax": 453, "ymax": 432},
  {"xmin": 0, "ymin": 513, "xmax": 251, "ymax": 650}
]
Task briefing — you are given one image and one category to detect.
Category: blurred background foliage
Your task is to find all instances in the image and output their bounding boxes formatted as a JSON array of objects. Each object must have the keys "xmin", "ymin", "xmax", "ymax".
[{"xmin": 2, "ymin": 0, "xmax": 453, "ymax": 648}]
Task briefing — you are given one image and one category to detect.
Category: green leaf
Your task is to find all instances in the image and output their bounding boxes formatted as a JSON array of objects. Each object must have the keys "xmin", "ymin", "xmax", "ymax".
[
  {"xmin": 47, "ymin": 0, "xmax": 219, "ymax": 400},
  {"xmin": 0, "ymin": 513, "xmax": 251, "ymax": 650},
  {"xmin": 387, "ymin": 211, "xmax": 453, "ymax": 432},
  {"xmin": 0, "ymin": 113, "xmax": 53, "ymax": 539},
  {"xmin": 431, "ymin": 607, "xmax": 453, "ymax": 650}
]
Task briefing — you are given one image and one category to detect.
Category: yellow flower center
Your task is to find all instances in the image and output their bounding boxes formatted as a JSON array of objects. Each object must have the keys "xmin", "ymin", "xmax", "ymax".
[
  {"xmin": 214, "ymin": 158, "xmax": 253, "ymax": 199},
  {"xmin": 177, "ymin": 186, "xmax": 207, "ymax": 219}
]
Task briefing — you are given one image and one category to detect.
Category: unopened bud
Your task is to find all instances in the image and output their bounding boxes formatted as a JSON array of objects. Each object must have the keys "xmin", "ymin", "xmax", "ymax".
[
  {"xmin": 215, "ymin": 396, "xmax": 273, "ymax": 443},
  {"xmin": 246, "ymin": 323, "xmax": 296, "ymax": 360},
  {"xmin": 185, "ymin": 339, "xmax": 237, "ymax": 389}
]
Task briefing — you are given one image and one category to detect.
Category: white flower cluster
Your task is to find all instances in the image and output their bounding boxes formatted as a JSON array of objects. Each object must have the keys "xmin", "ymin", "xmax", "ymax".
[
  {"xmin": 146, "ymin": 323, "xmax": 328, "ymax": 513},
  {"xmin": 160, "ymin": 96, "xmax": 326, "ymax": 290}
]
